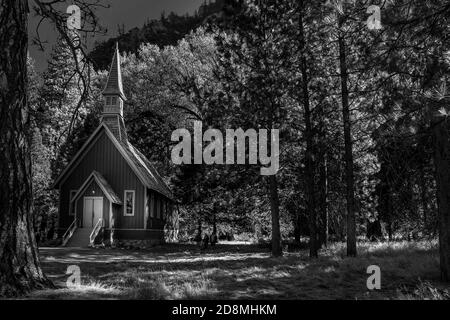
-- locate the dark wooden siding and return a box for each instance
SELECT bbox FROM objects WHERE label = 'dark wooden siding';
[146,189,167,230]
[104,229,164,241]
[59,129,144,230]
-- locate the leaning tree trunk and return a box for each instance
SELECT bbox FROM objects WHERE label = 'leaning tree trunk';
[432,118,450,282]
[0,0,51,296]
[338,31,357,257]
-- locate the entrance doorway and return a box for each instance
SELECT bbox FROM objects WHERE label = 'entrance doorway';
[83,197,103,228]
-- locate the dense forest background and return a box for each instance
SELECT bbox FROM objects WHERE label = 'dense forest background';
[29,0,450,261]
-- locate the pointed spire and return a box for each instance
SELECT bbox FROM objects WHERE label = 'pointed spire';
[102,42,127,101]
[101,43,128,142]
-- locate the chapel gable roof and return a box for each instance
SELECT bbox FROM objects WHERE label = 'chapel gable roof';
[53,123,173,201]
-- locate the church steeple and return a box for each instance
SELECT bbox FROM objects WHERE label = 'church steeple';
[101,43,127,142]
[102,42,127,102]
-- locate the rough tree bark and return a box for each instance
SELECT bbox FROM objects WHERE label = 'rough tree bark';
[0,0,52,296]
[338,29,357,257]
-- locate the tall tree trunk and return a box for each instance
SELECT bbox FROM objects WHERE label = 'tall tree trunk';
[380,165,394,241]
[318,152,329,248]
[0,0,51,296]
[268,175,282,256]
[338,31,357,257]
[212,205,217,237]
[174,204,180,241]
[299,2,318,258]
[293,212,301,243]
[406,175,417,240]
[386,209,393,242]
[419,167,428,231]
[316,100,328,248]
[432,118,450,281]
[195,217,202,242]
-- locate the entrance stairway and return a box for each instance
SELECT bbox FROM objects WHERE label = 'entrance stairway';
[65,228,93,247]
[61,218,104,248]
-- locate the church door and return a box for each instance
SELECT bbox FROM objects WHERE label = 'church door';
[83,197,103,228]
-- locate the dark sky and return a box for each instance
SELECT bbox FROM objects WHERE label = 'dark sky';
[29,0,205,72]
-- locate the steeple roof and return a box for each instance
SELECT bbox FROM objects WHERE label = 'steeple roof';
[102,42,127,101]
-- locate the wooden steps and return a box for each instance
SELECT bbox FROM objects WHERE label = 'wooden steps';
[65,228,93,247]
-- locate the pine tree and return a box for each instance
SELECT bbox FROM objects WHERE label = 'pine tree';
[39,35,88,176]
[0,0,51,296]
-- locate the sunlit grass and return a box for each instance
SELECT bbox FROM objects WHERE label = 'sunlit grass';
[29,281,121,299]
[29,241,449,300]
[396,280,450,300]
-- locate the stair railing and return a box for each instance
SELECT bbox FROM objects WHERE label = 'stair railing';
[89,218,103,247]
[62,219,78,247]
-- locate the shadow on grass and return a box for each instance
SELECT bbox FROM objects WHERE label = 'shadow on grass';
[30,241,446,300]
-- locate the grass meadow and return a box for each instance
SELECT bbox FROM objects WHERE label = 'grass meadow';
[28,241,450,300]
